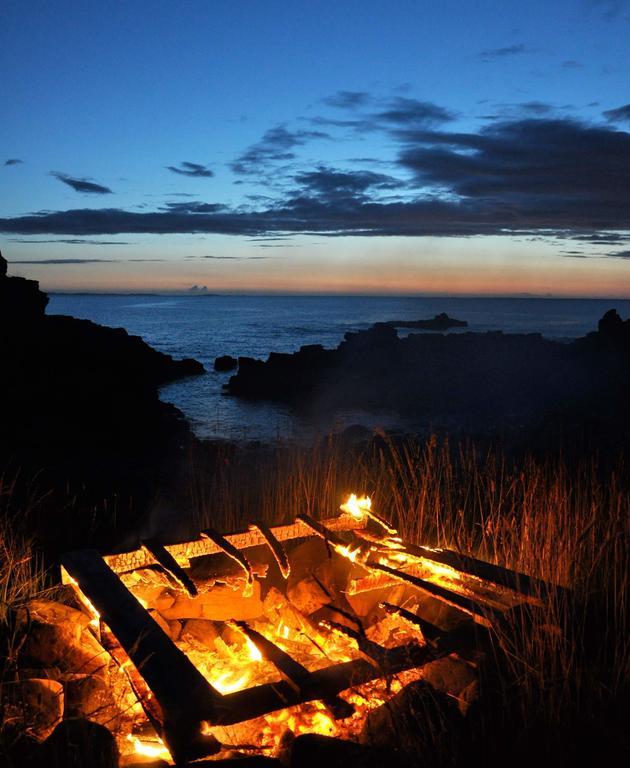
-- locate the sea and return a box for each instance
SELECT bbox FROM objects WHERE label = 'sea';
[46,295,630,442]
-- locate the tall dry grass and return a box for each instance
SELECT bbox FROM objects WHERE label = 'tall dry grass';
[190,434,629,760]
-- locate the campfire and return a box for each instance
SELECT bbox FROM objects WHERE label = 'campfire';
[60,495,549,765]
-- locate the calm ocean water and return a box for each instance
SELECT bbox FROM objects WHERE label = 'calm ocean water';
[47,295,630,441]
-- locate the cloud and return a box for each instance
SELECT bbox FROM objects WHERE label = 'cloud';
[375,97,455,126]
[9,257,162,264]
[161,201,227,213]
[231,126,331,175]
[166,161,214,178]
[2,118,629,242]
[607,249,630,258]
[398,119,630,206]
[588,0,630,21]
[4,159,23,166]
[478,44,533,61]
[310,96,454,134]
[603,104,630,123]
[186,254,273,260]
[9,258,113,265]
[51,172,112,194]
[322,90,371,109]
[293,167,406,201]
[9,238,130,245]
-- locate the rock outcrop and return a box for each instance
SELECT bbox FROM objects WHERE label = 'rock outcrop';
[0,252,204,552]
[227,312,630,445]
[382,312,468,330]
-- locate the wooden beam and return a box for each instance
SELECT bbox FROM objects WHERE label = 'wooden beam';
[104,514,366,574]
[61,550,221,764]
[212,642,437,726]
[402,543,562,602]
[367,561,501,626]
[141,540,198,596]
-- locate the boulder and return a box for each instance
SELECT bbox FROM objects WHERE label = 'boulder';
[214,355,238,372]
[21,600,110,678]
[37,719,118,768]
[61,673,120,727]
[1,678,64,741]
[180,619,220,649]
[286,539,353,616]
[285,733,397,768]
[360,679,463,765]
[421,655,478,714]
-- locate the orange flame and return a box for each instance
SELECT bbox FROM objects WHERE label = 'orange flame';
[340,493,372,519]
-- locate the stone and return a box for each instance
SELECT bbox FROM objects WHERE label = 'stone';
[21,600,110,678]
[360,679,463,765]
[286,539,353,616]
[286,733,396,768]
[38,719,118,768]
[1,678,64,741]
[147,609,171,636]
[214,355,238,372]
[61,673,120,727]
[421,655,478,698]
[180,619,220,649]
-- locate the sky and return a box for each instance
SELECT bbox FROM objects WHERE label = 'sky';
[1,0,629,295]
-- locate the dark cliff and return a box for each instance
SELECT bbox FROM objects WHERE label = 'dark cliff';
[0,252,204,551]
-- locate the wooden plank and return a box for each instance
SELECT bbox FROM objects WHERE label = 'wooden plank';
[104,514,366,574]
[379,601,443,643]
[61,551,221,764]
[200,527,255,588]
[402,543,562,602]
[212,641,437,726]
[367,561,502,626]
[249,522,290,579]
[230,621,354,720]
[141,540,198,596]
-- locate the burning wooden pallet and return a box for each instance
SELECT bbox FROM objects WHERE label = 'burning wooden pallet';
[61,495,558,765]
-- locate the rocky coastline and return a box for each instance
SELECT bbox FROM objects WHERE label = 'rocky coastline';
[0,252,205,552]
[227,312,630,445]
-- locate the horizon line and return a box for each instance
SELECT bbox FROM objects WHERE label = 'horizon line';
[46,290,630,301]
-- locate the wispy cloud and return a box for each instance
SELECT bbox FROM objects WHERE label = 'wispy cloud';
[478,44,533,62]
[166,161,214,178]
[186,254,274,260]
[231,126,331,175]
[9,257,163,264]
[51,172,113,194]
[9,258,113,265]
[603,103,630,123]
[322,90,371,109]
[9,238,130,245]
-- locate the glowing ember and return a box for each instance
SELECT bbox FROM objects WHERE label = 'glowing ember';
[128,734,171,760]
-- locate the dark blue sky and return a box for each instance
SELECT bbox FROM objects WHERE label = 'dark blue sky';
[1,0,629,294]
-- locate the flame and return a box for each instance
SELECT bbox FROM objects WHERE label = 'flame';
[334,543,362,563]
[128,734,171,760]
[212,670,252,694]
[340,493,372,519]
[246,635,263,662]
